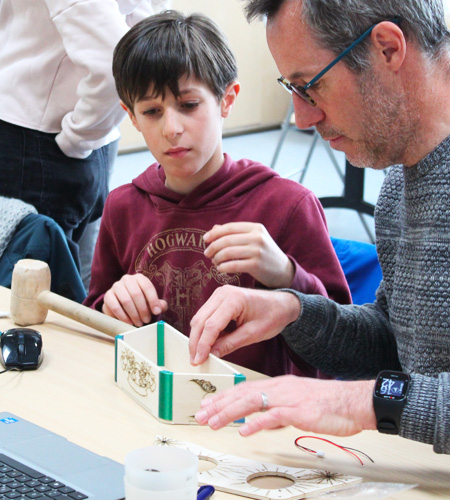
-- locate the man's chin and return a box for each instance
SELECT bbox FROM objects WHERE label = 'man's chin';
[345,151,391,170]
[342,151,369,169]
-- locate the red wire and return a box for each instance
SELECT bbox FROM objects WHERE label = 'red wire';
[295,436,365,466]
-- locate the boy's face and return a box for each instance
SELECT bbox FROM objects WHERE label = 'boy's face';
[126,76,239,195]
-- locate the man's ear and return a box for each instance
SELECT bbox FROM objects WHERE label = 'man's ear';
[221,81,240,118]
[121,101,141,132]
[371,21,406,72]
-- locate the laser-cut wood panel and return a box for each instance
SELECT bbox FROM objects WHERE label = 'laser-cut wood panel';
[115,321,246,424]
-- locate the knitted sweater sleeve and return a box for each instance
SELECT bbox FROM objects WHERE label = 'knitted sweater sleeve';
[280,284,401,379]
[400,373,450,454]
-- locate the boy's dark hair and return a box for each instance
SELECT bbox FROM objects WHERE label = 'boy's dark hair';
[113,10,238,110]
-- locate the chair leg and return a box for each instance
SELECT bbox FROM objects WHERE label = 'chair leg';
[324,141,345,182]
[299,133,319,183]
[271,102,375,244]
[270,101,294,169]
[299,131,345,185]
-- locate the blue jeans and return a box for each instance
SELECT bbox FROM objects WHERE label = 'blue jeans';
[0,119,110,260]
[78,139,119,291]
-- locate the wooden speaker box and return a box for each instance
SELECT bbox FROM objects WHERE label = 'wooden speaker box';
[115,321,246,424]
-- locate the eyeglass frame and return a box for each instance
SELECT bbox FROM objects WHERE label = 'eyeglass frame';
[277,17,401,106]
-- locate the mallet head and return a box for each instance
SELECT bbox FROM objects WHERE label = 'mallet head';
[10,259,51,326]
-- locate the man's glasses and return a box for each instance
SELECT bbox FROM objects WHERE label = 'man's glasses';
[278,18,401,107]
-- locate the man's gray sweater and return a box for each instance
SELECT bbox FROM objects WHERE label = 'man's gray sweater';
[282,134,450,453]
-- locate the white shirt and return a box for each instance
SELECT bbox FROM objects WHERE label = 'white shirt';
[0,0,168,158]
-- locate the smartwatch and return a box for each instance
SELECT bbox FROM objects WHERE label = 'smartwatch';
[373,370,411,435]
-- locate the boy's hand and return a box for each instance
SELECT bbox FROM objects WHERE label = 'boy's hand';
[203,222,294,288]
[102,274,168,327]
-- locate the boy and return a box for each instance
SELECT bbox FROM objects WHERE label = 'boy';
[84,10,351,376]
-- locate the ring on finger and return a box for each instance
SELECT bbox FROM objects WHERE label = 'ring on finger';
[260,392,269,412]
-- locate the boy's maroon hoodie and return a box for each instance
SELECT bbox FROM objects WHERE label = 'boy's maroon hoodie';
[85,154,350,376]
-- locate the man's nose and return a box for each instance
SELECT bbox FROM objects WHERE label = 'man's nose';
[292,94,325,130]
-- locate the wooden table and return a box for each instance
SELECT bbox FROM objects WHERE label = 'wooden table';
[1,286,449,499]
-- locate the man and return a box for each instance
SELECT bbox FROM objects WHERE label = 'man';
[189,0,450,454]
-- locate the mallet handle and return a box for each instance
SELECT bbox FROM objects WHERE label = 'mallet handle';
[38,290,135,337]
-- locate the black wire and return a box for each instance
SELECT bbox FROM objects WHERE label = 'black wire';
[0,367,20,374]
[295,436,375,464]
[342,446,375,463]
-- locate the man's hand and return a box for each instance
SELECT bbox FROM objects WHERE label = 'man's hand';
[204,222,295,288]
[195,376,377,437]
[102,274,168,326]
[189,285,301,365]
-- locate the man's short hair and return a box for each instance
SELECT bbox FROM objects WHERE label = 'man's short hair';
[113,10,238,110]
[244,0,450,71]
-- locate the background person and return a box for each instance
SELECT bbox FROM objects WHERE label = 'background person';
[191,0,450,454]
[0,0,168,294]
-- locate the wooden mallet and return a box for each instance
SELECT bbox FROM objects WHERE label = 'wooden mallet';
[10,259,134,337]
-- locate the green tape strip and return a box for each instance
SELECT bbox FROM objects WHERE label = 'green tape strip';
[157,321,165,366]
[159,370,173,421]
[114,335,124,383]
[234,373,246,423]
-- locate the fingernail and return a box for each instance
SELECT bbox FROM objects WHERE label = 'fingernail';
[239,425,250,436]
[153,306,161,315]
[208,415,219,428]
[195,410,207,423]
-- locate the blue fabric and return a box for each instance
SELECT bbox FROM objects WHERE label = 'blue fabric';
[331,237,382,305]
[0,214,87,303]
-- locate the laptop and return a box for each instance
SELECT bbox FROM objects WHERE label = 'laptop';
[0,412,125,499]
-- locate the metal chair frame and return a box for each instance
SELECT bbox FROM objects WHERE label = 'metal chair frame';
[271,101,375,243]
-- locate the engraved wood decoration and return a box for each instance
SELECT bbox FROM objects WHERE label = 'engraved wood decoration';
[153,436,362,500]
[115,321,246,424]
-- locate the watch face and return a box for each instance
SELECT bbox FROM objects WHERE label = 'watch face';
[374,371,410,401]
